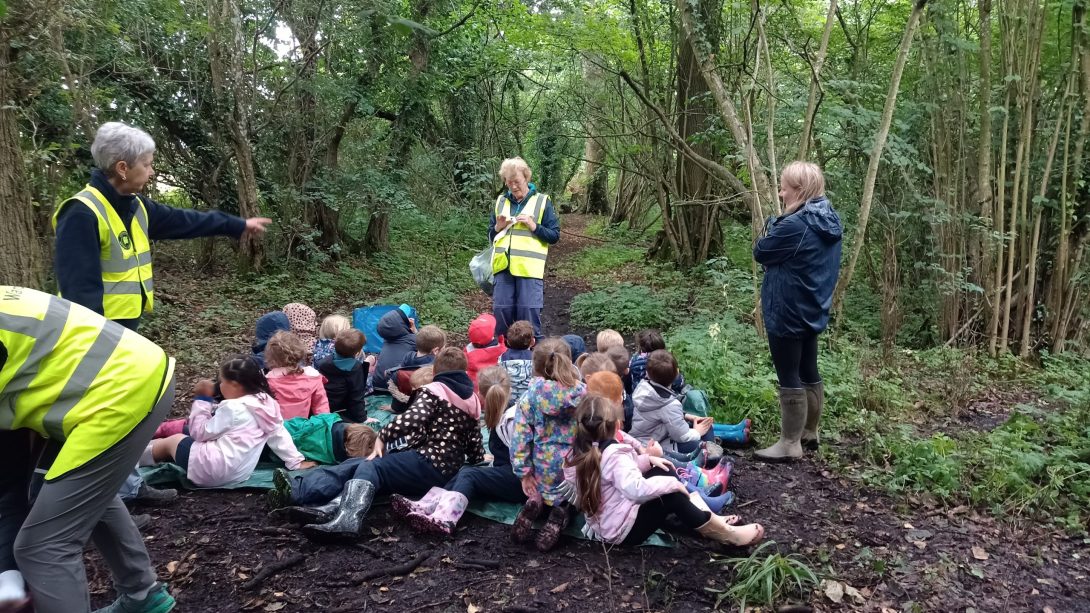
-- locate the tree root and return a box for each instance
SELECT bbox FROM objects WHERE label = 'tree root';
[241,553,306,590]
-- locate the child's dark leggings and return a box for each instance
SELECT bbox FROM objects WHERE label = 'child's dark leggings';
[767,333,821,388]
[620,467,710,546]
[445,464,526,503]
[621,492,710,546]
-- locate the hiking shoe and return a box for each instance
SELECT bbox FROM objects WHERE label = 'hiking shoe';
[267,469,294,511]
[511,498,543,544]
[535,504,571,552]
[131,513,152,531]
[131,483,178,507]
[93,582,175,613]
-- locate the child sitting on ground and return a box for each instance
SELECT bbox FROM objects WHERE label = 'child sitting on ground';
[284,302,319,360]
[142,356,316,487]
[511,338,587,551]
[252,311,290,369]
[563,334,587,364]
[628,329,685,394]
[265,331,331,421]
[270,347,484,539]
[603,345,635,430]
[313,314,349,368]
[283,413,378,465]
[371,306,417,394]
[629,350,712,453]
[394,366,526,535]
[401,325,446,369]
[579,352,615,380]
[563,395,764,547]
[465,313,507,385]
[317,329,371,422]
[500,320,535,403]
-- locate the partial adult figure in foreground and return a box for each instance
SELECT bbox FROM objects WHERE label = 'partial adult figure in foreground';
[753,162,843,461]
[53,121,271,331]
[489,157,560,341]
[0,287,177,613]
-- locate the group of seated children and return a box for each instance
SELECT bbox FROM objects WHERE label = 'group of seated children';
[142,300,762,549]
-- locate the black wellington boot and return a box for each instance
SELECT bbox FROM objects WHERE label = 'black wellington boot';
[282,496,342,525]
[302,480,376,541]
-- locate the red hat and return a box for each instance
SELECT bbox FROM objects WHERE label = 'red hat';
[469,313,497,346]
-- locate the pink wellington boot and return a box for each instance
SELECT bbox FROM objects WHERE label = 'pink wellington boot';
[409,490,469,536]
[153,418,186,439]
[390,487,448,519]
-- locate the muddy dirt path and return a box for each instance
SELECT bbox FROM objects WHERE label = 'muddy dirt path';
[86,217,1089,612]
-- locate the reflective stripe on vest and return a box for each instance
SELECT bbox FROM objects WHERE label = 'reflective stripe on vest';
[0,286,173,479]
[52,186,155,319]
[491,193,549,279]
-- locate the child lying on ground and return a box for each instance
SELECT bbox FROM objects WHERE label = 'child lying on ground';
[317,328,370,422]
[283,413,377,465]
[393,366,526,535]
[266,331,330,421]
[142,356,316,487]
[563,395,764,547]
[269,347,483,539]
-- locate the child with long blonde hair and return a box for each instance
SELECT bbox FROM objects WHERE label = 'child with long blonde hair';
[510,338,586,551]
[563,395,764,547]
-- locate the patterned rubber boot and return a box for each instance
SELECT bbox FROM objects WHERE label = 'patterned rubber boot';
[535,504,572,552]
[411,491,469,536]
[391,487,447,519]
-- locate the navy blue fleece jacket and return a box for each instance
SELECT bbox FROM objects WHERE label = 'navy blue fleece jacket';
[54,168,247,329]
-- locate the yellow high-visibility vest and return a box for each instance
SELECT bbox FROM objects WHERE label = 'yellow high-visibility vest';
[0,286,173,480]
[52,186,155,320]
[491,192,549,279]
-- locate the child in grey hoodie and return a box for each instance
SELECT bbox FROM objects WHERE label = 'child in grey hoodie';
[628,350,711,453]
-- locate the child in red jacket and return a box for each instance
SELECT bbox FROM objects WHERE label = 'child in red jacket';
[464,313,507,386]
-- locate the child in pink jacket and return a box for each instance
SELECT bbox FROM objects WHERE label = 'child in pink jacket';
[563,394,764,547]
[265,331,331,421]
[143,356,316,487]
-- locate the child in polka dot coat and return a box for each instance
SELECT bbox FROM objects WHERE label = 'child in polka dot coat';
[276,347,484,535]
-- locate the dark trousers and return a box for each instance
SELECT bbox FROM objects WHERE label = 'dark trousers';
[620,468,710,546]
[445,465,526,503]
[493,271,544,341]
[767,334,821,389]
[292,450,446,505]
[675,428,716,455]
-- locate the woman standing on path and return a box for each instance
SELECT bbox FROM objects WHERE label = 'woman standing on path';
[753,162,843,461]
[489,157,561,341]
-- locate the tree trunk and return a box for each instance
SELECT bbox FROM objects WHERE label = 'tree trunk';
[832,0,929,315]
[798,0,838,160]
[208,0,265,272]
[565,56,609,215]
[0,17,45,288]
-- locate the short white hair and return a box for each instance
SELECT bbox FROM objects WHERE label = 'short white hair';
[498,157,532,182]
[91,122,156,175]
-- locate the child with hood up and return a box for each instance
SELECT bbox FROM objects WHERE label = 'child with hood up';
[370,306,417,394]
[284,302,318,358]
[252,311,291,369]
[465,313,507,385]
[270,347,484,539]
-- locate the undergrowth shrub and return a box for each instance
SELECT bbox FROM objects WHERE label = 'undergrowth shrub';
[569,283,681,333]
[709,542,819,610]
[567,245,644,279]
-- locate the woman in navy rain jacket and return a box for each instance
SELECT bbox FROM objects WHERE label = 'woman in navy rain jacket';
[753,162,842,461]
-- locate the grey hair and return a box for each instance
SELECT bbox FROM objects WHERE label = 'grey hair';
[91,122,156,175]
[498,157,532,181]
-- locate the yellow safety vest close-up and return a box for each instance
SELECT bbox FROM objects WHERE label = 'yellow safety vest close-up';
[52,186,155,320]
[491,192,550,279]
[0,286,173,480]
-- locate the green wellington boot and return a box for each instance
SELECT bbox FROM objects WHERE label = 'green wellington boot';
[754,387,807,462]
[801,381,824,451]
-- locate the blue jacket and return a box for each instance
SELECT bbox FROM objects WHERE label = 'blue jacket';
[487,183,560,245]
[370,309,417,393]
[754,196,843,338]
[55,169,247,329]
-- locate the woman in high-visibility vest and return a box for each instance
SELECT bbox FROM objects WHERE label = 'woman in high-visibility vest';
[0,287,177,613]
[489,158,561,341]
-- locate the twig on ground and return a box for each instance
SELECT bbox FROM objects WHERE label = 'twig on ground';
[350,552,431,585]
[216,513,253,523]
[454,558,503,571]
[241,552,305,590]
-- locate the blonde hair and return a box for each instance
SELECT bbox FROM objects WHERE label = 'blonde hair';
[499,157,532,182]
[533,337,580,388]
[478,366,512,431]
[265,331,307,373]
[579,353,614,380]
[416,325,447,354]
[410,365,434,388]
[596,329,624,352]
[780,161,826,204]
[343,424,378,458]
[319,315,351,340]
